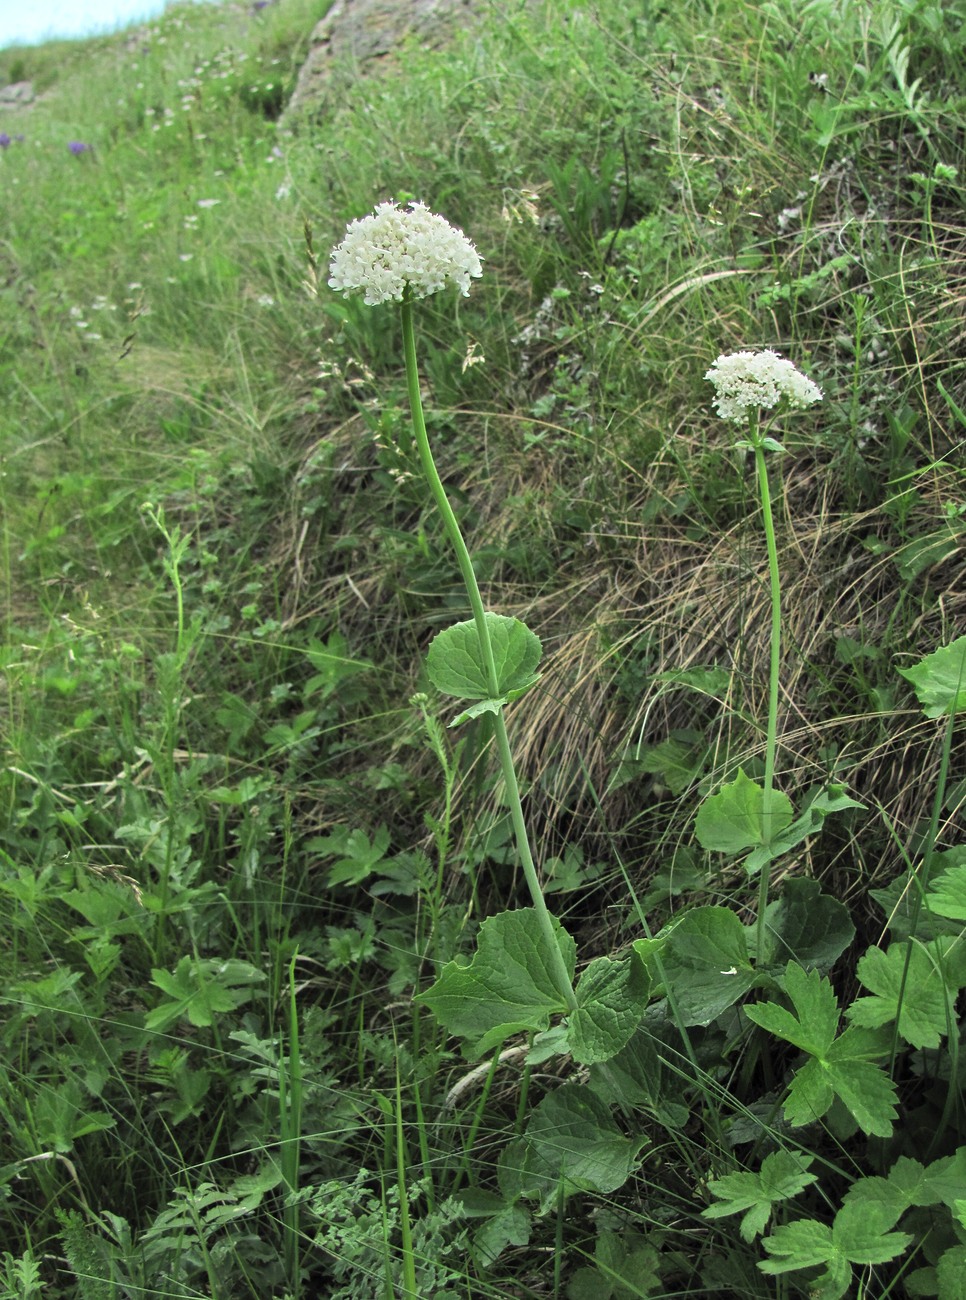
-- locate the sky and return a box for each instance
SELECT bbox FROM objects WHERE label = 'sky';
[0,0,219,49]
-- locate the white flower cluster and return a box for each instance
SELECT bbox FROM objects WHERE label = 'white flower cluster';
[328,200,482,306]
[705,349,823,423]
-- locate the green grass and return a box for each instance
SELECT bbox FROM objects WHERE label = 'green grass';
[1,0,965,1295]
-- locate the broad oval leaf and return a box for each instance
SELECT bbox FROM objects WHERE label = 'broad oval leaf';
[644,906,761,1026]
[501,1084,645,1212]
[760,878,855,971]
[568,953,651,1064]
[427,614,542,702]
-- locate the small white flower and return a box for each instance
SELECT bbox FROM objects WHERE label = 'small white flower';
[705,349,823,424]
[197,198,220,208]
[329,200,482,306]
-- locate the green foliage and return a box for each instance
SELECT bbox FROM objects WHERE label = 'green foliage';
[696,772,864,874]
[900,635,966,717]
[703,1149,819,1242]
[307,824,393,888]
[567,1227,662,1299]
[745,963,899,1136]
[759,878,857,970]
[847,938,962,1049]
[568,953,651,1064]
[146,956,267,1032]
[759,1205,912,1300]
[501,1086,646,1214]
[929,864,966,921]
[0,0,964,1293]
[309,1168,467,1299]
[426,614,543,723]
[0,1251,43,1300]
[415,909,576,1057]
[636,906,761,1026]
[695,769,794,855]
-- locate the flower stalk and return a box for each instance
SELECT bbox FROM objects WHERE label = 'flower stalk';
[330,200,576,1011]
[401,297,577,1011]
[749,413,784,958]
[705,349,822,957]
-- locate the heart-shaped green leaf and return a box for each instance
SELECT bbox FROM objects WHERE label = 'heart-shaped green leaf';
[695,769,794,855]
[427,614,542,702]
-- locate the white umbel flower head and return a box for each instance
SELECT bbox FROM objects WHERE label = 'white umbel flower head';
[705,349,823,423]
[329,200,482,306]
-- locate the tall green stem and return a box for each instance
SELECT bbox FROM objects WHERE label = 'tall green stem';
[400,298,577,1010]
[750,415,783,961]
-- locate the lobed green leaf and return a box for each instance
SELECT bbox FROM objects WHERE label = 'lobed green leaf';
[415,908,576,1058]
[567,952,651,1064]
[847,939,956,1049]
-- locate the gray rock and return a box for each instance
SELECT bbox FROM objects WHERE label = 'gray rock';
[0,81,34,105]
[283,0,482,125]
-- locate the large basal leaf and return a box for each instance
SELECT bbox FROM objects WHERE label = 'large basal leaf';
[426,614,542,701]
[499,1084,645,1215]
[415,908,576,1058]
[567,953,651,1064]
[586,1010,689,1129]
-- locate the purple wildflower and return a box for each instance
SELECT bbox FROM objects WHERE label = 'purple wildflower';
[0,133,11,149]
[68,140,91,156]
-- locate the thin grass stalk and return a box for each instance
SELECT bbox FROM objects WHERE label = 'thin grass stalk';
[408,1050,436,1213]
[449,1048,502,1197]
[394,1064,419,1299]
[513,1036,533,1138]
[552,1179,566,1300]
[141,504,191,963]
[280,953,303,1297]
